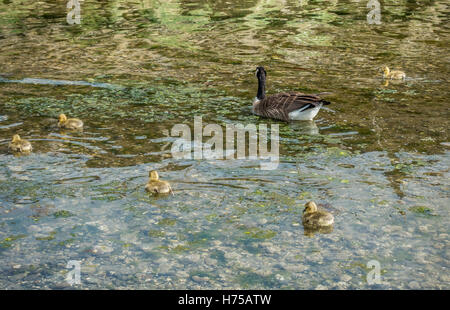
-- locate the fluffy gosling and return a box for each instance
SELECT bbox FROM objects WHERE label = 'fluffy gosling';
[58,113,83,130]
[382,66,406,80]
[8,134,32,153]
[145,171,173,195]
[302,201,334,228]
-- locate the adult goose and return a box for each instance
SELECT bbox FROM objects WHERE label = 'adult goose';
[252,66,331,121]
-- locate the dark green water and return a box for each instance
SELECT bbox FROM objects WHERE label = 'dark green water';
[0,0,449,289]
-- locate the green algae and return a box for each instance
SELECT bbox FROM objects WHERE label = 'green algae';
[409,206,435,217]
[53,210,75,218]
[157,218,177,226]
[243,228,277,240]
[148,229,165,237]
[36,231,57,241]
[1,234,27,248]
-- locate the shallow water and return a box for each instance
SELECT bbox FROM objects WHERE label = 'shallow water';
[0,0,449,289]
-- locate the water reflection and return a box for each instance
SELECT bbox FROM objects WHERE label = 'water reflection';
[289,121,319,135]
[303,225,334,237]
[0,0,448,290]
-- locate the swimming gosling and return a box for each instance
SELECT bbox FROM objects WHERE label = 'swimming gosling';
[382,66,406,80]
[8,134,32,153]
[145,171,173,195]
[58,113,83,130]
[302,201,334,228]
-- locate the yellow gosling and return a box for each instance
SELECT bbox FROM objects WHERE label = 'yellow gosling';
[145,171,173,195]
[302,201,334,228]
[58,113,83,130]
[8,134,32,153]
[382,66,406,80]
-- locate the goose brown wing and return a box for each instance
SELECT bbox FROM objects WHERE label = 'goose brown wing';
[256,92,299,120]
[257,92,328,121]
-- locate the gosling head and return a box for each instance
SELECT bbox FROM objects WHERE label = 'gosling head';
[304,201,318,214]
[382,66,390,75]
[255,66,267,79]
[12,134,21,143]
[149,170,159,181]
[58,114,67,123]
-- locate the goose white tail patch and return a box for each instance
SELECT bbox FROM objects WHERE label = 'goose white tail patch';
[288,105,322,121]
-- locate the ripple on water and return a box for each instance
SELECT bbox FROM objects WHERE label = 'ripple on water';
[0,0,449,289]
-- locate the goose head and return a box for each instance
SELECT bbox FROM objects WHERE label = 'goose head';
[303,201,318,214]
[58,113,67,123]
[255,66,267,79]
[149,170,159,181]
[11,134,21,143]
[382,66,390,76]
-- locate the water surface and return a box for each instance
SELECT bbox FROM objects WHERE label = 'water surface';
[0,0,449,289]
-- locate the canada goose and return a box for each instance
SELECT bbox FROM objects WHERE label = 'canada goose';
[252,66,331,121]
[8,134,32,153]
[145,171,173,195]
[382,66,406,80]
[58,114,83,130]
[302,201,334,228]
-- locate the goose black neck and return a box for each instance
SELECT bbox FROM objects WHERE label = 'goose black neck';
[257,74,266,100]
